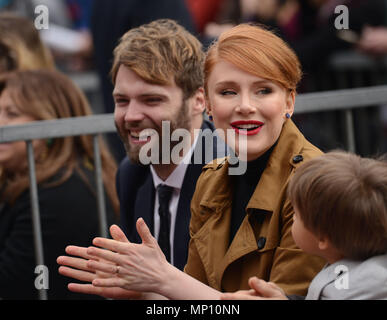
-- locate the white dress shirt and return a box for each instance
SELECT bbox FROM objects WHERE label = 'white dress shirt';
[150,133,199,266]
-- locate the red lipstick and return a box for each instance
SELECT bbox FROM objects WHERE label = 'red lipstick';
[230,120,264,136]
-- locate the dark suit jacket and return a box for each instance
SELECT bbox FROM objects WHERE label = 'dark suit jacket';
[116,120,226,270]
[0,166,117,300]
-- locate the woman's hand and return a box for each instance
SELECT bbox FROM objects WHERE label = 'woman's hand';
[220,277,288,300]
[86,218,172,294]
[57,224,143,299]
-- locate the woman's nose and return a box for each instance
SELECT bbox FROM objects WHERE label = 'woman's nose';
[237,93,255,115]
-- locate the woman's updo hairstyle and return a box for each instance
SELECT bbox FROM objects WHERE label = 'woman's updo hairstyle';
[204,23,302,95]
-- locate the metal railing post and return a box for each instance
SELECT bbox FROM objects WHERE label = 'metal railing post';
[26,140,48,300]
[344,109,356,153]
[93,135,108,238]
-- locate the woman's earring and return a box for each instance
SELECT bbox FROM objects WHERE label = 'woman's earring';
[285,113,291,119]
[209,115,213,121]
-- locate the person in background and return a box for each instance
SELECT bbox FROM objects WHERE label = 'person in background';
[57,23,325,299]
[0,12,55,72]
[0,70,119,299]
[0,0,34,17]
[221,151,387,300]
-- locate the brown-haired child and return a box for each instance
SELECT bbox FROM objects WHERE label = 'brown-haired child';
[221,151,387,300]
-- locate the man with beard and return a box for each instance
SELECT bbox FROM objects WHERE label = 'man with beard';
[105,19,225,270]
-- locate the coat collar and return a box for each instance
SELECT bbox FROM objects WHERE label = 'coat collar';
[246,119,305,212]
[200,119,306,213]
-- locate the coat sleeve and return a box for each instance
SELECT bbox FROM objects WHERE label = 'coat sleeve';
[268,198,325,296]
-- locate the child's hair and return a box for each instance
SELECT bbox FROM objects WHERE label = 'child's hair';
[288,151,387,260]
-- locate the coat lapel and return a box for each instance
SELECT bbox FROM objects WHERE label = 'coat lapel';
[306,263,338,299]
[174,119,228,271]
[246,120,304,212]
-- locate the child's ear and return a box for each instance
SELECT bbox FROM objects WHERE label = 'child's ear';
[318,237,330,251]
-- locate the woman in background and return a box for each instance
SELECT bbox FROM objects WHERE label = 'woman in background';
[0,70,118,299]
[0,12,54,72]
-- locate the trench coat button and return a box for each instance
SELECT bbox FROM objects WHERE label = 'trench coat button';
[257,237,266,250]
[292,155,303,164]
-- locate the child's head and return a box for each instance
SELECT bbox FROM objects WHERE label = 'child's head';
[288,151,387,261]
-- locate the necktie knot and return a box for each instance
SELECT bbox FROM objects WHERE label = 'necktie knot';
[157,184,173,206]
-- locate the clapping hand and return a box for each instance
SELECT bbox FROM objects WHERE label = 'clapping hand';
[85,218,171,294]
[57,224,142,299]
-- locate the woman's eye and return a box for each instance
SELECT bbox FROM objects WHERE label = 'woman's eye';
[257,88,272,95]
[220,90,236,96]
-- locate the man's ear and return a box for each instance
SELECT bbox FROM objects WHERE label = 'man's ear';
[190,87,206,116]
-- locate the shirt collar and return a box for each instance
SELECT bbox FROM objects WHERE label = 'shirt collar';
[150,132,199,190]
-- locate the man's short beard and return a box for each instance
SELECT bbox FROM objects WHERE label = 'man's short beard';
[115,99,192,165]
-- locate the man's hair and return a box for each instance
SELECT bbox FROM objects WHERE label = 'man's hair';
[111,19,204,100]
[288,151,387,260]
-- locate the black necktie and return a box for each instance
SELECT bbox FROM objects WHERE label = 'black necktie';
[157,184,173,262]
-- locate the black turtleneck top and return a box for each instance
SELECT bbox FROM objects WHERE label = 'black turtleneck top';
[229,144,275,244]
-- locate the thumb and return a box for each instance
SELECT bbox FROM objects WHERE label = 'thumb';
[109,224,129,243]
[136,218,156,246]
[248,277,281,298]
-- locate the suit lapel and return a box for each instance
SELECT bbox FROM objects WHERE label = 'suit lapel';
[174,162,203,270]
[133,173,155,242]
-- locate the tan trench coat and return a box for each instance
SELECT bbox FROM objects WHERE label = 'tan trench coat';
[184,120,326,296]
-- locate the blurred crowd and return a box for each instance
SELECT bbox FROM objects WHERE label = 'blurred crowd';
[2,1,386,81]
[0,0,386,300]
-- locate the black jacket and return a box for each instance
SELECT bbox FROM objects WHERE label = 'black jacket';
[0,166,117,300]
